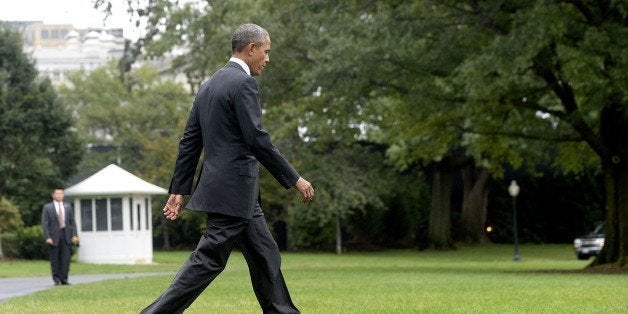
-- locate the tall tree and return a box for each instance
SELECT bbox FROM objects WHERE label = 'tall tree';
[453,0,628,266]
[95,0,398,252]
[60,62,191,177]
[96,1,625,258]
[0,24,83,225]
[60,62,192,248]
[261,1,523,248]
[286,144,392,254]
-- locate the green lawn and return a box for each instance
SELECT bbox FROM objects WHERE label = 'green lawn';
[0,244,626,313]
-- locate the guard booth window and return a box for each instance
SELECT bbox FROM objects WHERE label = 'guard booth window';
[81,199,93,232]
[129,197,134,230]
[145,198,150,230]
[111,198,123,231]
[80,197,140,232]
[96,199,108,231]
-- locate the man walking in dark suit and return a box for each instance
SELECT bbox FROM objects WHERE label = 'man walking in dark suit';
[141,23,314,314]
[41,187,78,286]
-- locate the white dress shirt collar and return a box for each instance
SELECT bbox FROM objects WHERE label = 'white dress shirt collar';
[229,57,250,76]
[56,201,65,213]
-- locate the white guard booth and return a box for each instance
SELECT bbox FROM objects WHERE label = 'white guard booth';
[64,164,167,264]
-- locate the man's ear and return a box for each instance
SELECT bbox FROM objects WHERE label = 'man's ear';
[247,43,256,55]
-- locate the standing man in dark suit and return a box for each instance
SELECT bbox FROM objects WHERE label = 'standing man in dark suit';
[41,187,78,286]
[141,23,313,314]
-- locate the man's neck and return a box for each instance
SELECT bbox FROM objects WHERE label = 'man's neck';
[229,56,250,75]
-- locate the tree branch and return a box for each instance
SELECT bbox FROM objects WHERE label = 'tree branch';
[531,43,609,158]
[457,126,581,143]
[511,99,567,119]
[368,79,409,94]
[562,0,599,25]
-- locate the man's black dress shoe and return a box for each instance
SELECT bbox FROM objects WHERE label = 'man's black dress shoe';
[61,281,71,285]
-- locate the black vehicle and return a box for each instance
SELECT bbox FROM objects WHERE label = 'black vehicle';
[573,223,604,260]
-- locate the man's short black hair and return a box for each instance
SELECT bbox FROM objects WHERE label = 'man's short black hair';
[231,23,269,53]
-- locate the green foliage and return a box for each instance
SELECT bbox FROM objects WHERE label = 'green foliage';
[93,1,433,250]
[60,62,192,248]
[288,205,336,251]
[457,0,627,167]
[0,197,22,232]
[0,24,83,226]
[554,142,600,174]
[286,145,389,250]
[94,1,627,254]
[450,0,628,265]
[0,196,22,258]
[0,232,19,258]
[153,209,206,250]
[16,226,48,260]
[285,144,429,251]
[2,226,49,260]
[60,63,191,179]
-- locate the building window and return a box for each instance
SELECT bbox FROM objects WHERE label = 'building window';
[25,31,34,45]
[129,197,134,230]
[60,29,68,38]
[145,198,150,230]
[96,198,108,231]
[136,203,142,230]
[41,30,49,39]
[111,198,123,231]
[51,30,59,39]
[81,199,93,232]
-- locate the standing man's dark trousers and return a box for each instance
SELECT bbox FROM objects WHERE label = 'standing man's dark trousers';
[50,229,71,285]
[141,207,299,314]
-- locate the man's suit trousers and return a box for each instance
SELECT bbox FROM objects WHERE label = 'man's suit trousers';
[49,228,71,284]
[141,209,299,314]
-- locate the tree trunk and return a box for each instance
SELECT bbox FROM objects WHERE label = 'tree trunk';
[428,163,454,249]
[591,104,628,267]
[593,162,628,267]
[335,213,342,255]
[460,166,491,243]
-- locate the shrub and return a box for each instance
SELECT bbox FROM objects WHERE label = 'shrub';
[1,232,20,258]
[17,226,49,260]
[288,207,335,251]
[0,197,23,232]
[3,225,78,260]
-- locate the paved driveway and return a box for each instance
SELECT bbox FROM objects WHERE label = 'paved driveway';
[0,273,170,303]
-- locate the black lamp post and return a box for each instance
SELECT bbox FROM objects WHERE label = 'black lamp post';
[508,180,521,262]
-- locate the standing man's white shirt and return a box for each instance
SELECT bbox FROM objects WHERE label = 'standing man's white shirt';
[56,201,65,228]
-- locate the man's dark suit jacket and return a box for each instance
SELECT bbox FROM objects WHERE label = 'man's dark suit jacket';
[41,201,78,246]
[169,61,300,218]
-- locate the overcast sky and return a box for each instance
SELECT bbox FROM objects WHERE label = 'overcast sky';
[0,0,141,39]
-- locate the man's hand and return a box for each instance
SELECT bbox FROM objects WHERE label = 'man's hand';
[45,238,53,246]
[164,194,184,220]
[295,177,314,204]
[71,236,79,245]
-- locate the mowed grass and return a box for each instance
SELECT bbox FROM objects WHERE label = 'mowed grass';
[0,244,626,313]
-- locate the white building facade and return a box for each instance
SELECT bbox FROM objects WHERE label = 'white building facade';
[20,22,126,86]
[6,21,190,90]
